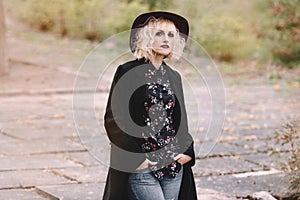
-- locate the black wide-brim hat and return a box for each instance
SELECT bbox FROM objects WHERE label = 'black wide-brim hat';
[130,11,189,52]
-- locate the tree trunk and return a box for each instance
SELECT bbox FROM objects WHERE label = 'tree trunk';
[0,0,8,76]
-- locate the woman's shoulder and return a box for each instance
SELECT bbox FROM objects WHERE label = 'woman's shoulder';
[164,63,182,81]
[115,59,146,76]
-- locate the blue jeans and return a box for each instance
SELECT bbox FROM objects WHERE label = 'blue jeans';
[128,167,183,200]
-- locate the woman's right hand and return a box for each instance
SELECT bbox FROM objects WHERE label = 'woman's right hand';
[136,159,157,170]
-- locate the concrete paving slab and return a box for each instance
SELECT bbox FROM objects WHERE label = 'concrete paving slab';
[197,188,239,200]
[233,120,281,131]
[75,136,111,167]
[36,183,105,200]
[64,152,102,167]
[229,139,270,153]
[0,138,85,156]
[239,152,289,170]
[0,170,70,188]
[0,189,48,200]
[0,103,72,124]
[232,128,276,138]
[1,126,77,140]
[0,132,18,143]
[0,154,81,171]
[193,156,261,176]
[0,105,52,120]
[195,172,290,197]
[3,117,74,128]
[53,166,107,183]
[2,112,39,121]
[195,141,249,158]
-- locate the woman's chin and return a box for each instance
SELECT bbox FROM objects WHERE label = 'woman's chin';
[154,50,171,57]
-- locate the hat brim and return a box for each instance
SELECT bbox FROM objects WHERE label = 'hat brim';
[130,11,189,52]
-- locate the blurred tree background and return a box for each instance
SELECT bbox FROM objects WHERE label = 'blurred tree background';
[3,0,300,68]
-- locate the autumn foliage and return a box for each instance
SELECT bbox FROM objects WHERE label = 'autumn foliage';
[269,0,300,68]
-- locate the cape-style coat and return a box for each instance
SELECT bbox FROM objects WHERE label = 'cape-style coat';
[102,58,197,200]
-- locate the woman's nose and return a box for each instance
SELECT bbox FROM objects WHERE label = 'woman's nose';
[163,34,169,42]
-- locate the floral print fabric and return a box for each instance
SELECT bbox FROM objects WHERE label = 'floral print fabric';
[141,64,182,180]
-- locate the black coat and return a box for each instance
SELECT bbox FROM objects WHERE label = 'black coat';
[102,59,197,200]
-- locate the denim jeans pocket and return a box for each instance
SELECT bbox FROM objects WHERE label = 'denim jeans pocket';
[129,169,157,185]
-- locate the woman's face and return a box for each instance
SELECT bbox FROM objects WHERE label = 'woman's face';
[151,22,177,57]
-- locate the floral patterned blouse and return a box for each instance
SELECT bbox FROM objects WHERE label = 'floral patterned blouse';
[141,64,182,180]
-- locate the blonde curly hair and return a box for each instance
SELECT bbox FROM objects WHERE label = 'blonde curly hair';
[133,17,186,60]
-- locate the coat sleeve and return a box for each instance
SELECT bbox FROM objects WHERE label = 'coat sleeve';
[173,71,196,167]
[174,71,198,200]
[104,65,145,153]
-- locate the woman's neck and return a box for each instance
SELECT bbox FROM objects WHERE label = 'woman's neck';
[150,54,164,70]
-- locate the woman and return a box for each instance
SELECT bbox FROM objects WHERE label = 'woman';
[103,11,197,200]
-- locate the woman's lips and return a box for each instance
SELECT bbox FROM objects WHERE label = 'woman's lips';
[160,45,169,49]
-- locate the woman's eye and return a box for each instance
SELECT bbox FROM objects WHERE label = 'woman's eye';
[168,32,174,37]
[155,31,163,36]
